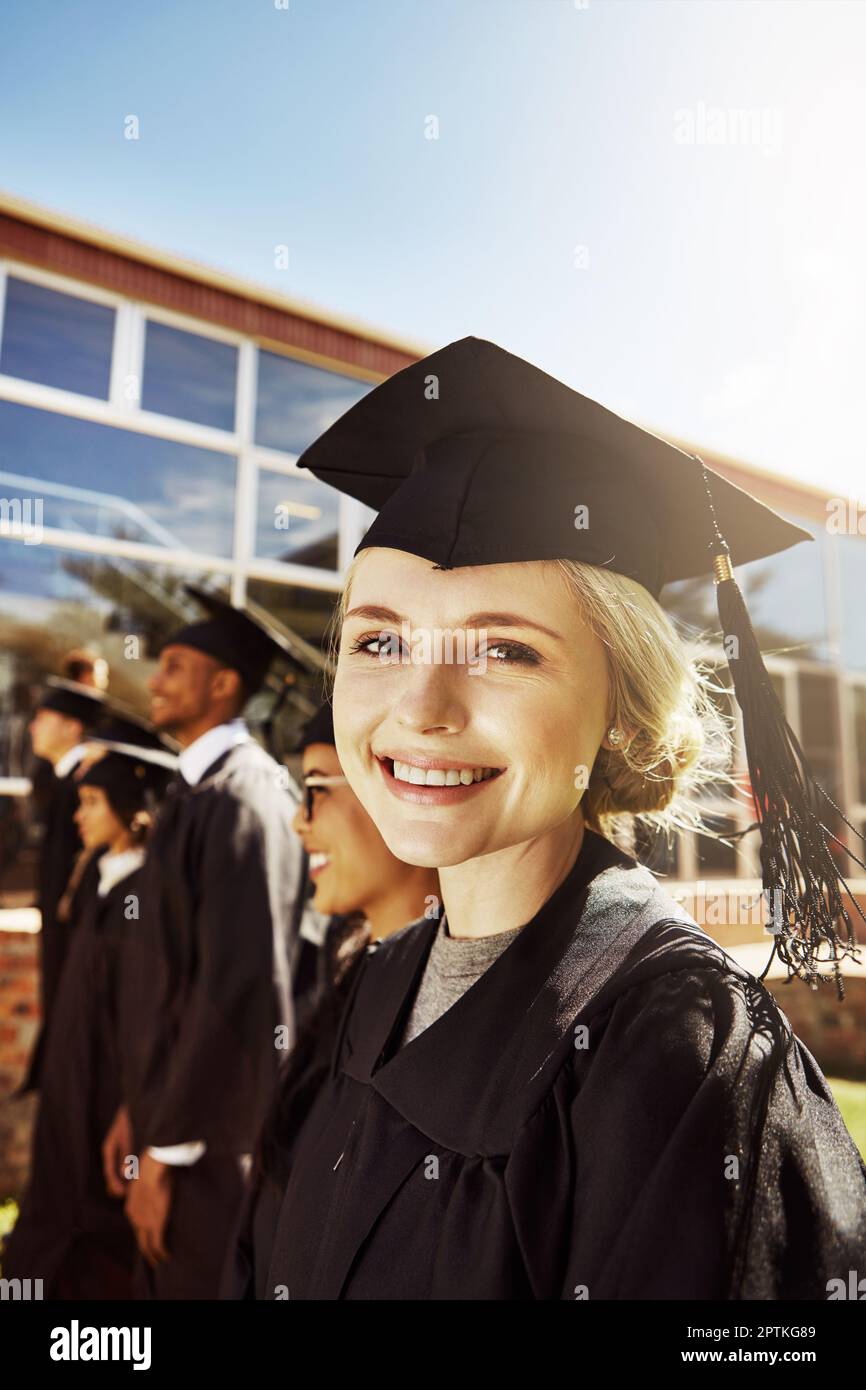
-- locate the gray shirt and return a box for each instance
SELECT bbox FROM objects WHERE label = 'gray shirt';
[398,914,523,1048]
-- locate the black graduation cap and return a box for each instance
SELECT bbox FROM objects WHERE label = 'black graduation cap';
[85,708,179,766]
[37,677,108,727]
[294,700,335,753]
[296,335,864,995]
[295,335,810,596]
[162,585,299,694]
[79,711,177,817]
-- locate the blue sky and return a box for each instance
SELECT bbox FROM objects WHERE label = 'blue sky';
[2,0,865,495]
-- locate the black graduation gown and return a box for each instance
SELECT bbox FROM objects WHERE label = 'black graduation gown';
[121,739,306,1299]
[19,766,84,1093]
[3,859,139,1297]
[265,828,866,1300]
[220,914,367,1300]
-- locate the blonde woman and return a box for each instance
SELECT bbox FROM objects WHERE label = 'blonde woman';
[263,337,866,1301]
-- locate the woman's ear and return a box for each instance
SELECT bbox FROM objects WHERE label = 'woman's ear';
[601,723,632,752]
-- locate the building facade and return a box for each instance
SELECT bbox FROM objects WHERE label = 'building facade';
[0,190,865,896]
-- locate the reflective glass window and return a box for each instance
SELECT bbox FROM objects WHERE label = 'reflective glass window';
[141,320,237,431]
[741,514,831,663]
[0,400,235,557]
[255,351,369,454]
[255,468,339,569]
[0,275,115,399]
[839,535,866,673]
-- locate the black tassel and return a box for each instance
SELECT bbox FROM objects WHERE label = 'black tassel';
[697,458,865,998]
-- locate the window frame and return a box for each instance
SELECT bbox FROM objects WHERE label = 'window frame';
[0,259,375,599]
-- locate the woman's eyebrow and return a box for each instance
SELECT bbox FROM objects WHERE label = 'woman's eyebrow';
[344,604,563,642]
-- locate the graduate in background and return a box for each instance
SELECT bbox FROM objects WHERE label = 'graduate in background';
[2,717,175,1297]
[112,586,308,1300]
[222,699,439,1298]
[264,336,866,1300]
[18,678,108,1095]
[61,648,110,692]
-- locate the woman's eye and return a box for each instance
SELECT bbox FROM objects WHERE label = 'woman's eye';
[485,641,540,665]
[346,633,540,666]
[346,631,405,660]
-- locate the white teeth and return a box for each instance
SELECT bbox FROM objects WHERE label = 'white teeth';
[391,759,500,786]
[309,852,330,870]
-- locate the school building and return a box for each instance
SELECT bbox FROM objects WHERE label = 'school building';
[0,191,865,1195]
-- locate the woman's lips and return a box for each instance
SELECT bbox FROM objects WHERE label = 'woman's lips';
[375,755,505,806]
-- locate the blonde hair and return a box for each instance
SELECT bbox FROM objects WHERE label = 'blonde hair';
[325,551,735,846]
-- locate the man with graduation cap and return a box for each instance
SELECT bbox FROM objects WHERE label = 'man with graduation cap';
[18,677,109,1094]
[261,336,866,1300]
[117,586,308,1300]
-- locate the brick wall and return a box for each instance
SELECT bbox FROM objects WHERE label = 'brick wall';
[764,976,866,1080]
[0,929,38,1198]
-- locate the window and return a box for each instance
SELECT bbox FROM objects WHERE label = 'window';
[695,815,739,875]
[255,468,339,569]
[255,351,369,454]
[838,535,866,674]
[0,400,236,557]
[741,514,831,663]
[851,685,866,806]
[661,574,721,638]
[0,545,230,780]
[0,275,115,399]
[798,669,848,872]
[633,822,679,877]
[245,576,340,755]
[246,576,339,650]
[798,671,842,799]
[141,320,237,431]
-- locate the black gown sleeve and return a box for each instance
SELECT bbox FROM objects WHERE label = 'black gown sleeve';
[142,790,287,1153]
[504,963,866,1300]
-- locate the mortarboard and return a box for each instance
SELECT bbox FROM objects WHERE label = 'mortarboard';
[85,708,179,768]
[79,711,177,817]
[294,700,336,753]
[162,585,301,695]
[294,334,809,594]
[296,335,864,994]
[37,677,108,727]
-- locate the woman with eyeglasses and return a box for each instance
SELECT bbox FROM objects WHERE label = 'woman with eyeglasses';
[221,700,439,1298]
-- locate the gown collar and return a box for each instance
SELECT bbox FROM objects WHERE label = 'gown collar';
[336,828,713,1155]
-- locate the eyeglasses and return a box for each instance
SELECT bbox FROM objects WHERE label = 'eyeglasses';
[302,774,347,821]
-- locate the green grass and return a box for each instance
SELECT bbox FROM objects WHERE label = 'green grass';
[827,1078,866,1160]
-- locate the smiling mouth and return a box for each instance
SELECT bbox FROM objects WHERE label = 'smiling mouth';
[308,851,331,877]
[387,756,502,787]
[374,753,505,799]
